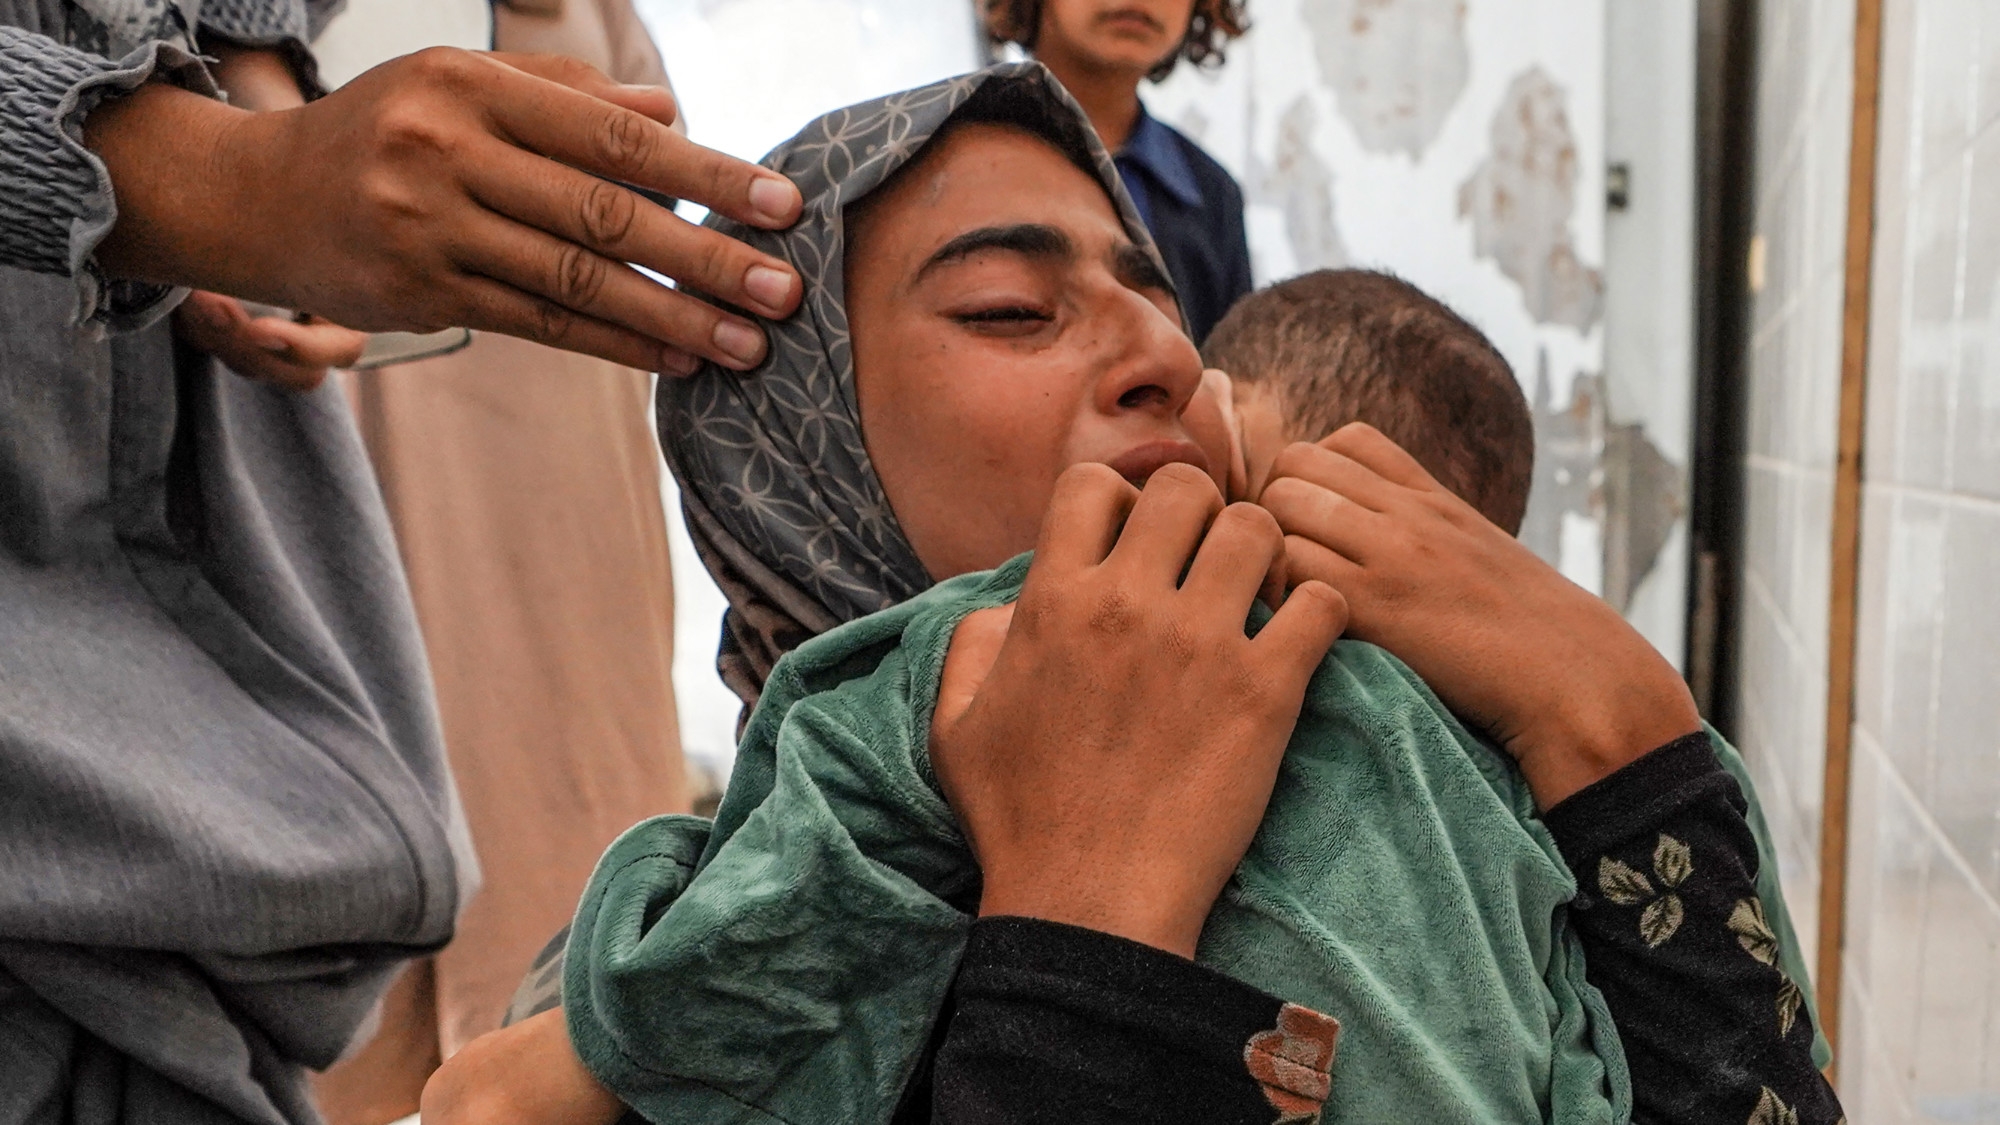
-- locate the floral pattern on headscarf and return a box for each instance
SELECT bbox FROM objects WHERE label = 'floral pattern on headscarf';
[659,61,1173,716]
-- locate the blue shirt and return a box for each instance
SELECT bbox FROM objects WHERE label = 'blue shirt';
[1113,107,1253,342]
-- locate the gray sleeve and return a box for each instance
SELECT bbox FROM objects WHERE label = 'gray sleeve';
[197,0,347,96]
[200,0,307,44]
[0,26,216,328]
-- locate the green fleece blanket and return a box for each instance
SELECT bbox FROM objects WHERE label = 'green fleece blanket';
[567,555,1821,1124]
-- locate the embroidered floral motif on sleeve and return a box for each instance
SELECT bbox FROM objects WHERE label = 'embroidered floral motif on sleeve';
[1747,1085,1799,1125]
[1243,1002,1338,1125]
[1597,833,1693,947]
[1728,895,1807,1036]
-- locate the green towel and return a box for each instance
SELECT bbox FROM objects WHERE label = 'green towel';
[568,554,1819,1123]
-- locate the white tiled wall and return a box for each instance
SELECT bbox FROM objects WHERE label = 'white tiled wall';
[1838,1,2000,1119]
[1735,0,1857,974]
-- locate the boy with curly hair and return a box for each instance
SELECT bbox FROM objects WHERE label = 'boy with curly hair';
[984,0,1253,340]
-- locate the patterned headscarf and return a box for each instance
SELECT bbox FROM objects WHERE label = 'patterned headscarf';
[660,62,1172,715]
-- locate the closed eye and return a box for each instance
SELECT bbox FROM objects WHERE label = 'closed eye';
[955,306,1053,324]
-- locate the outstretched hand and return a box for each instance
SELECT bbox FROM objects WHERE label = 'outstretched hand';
[88,49,804,376]
[1259,422,1701,808]
[930,462,1348,959]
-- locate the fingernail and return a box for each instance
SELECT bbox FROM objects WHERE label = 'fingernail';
[260,339,291,356]
[743,265,794,311]
[659,347,700,377]
[748,176,799,223]
[712,320,765,367]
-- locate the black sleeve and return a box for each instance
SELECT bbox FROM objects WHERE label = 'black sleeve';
[1543,733,1845,1125]
[912,917,1337,1125]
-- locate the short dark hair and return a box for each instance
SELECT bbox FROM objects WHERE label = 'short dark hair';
[982,0,1249,83]
[1203,269,1534,534]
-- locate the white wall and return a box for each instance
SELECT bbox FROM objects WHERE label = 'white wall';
[311,0,491,88]
[1601,1,1698,668]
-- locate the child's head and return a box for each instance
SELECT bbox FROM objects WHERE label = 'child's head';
[983,0,1249,83]
[1202,269,1534,535]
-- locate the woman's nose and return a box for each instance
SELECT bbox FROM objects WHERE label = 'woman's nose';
[1092,288,1205,420]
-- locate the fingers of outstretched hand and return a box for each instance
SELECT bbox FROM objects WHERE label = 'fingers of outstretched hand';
[486,57,802,230]
[453,211,750,370]
[1032,463,1140,573]
[1179,502,1286,623]
[449,273,696,374]
[462,143,800,324]
[464,139,800,318]
[1104,463,1224,583]
[489,51,679,129]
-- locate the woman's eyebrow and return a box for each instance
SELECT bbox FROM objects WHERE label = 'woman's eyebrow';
[1112,242,1175,295]
[916,223,1074,280]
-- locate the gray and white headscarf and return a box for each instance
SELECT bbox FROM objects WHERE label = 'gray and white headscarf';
[660,61,1174,715]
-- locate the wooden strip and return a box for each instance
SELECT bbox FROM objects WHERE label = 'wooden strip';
[1815,0,1886,1077]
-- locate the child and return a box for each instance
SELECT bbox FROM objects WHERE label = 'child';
[1204,267,1534,533]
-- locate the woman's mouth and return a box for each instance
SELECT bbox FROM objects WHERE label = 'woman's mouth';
[1104,440,1212,487]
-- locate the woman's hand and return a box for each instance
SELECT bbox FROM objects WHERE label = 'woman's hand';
[929,462,1348,959]
[173,291,366,391]
[86,49,804,375]
[420,1008,624,1125]
[1259,422,1701,809]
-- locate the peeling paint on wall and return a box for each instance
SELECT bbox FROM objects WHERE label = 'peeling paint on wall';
[1458,67,1605,330]
[1600,418,1684,613]
[1519,356,1684,608]
[1305,0,1470,158]
[1251,95,1348,271]
[1519,356,1604,584]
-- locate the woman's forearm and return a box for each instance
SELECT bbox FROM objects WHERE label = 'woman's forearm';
[924,917,1336,1125]
[1543,735,1843,1125]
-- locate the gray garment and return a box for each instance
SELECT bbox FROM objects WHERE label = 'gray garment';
[0,0,336,325]
[0,3,473,1121]
[0,265,475,1125]
[0,16,207,325]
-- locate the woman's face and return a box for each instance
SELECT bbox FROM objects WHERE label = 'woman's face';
[847,122,1225,580]
[1035,0,1198,75]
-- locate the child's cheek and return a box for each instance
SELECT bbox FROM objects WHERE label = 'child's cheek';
[1183,369,1246,500]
